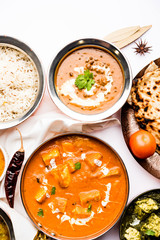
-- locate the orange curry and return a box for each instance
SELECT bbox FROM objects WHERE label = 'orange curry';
[0,149,5,177]
[22,135,128,239]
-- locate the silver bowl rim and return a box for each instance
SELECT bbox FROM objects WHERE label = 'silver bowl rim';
[0,35,45,130]
[48,38,132,122]
[20,132,129,240]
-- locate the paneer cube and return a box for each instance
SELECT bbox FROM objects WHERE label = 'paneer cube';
[79,190,101,204]
[85,152,102,171]
[35,186,47,203]
[58,164,71,188]
[74,137,95,149]
[107,167,121,177]
[55,197,68,213]
[72,205,91,217]
[41,148,60,166]
[99,166,120,179]
[49,197,67,213]
[66,159,76,173]
[62,142,75,152]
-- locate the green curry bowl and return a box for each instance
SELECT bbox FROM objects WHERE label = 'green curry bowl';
[120,189,160,240]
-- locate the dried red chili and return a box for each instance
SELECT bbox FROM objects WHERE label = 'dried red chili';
[4,128,25,208]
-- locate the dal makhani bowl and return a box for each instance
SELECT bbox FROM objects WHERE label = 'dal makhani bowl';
[48,39,132,121]
[21,133,129,239]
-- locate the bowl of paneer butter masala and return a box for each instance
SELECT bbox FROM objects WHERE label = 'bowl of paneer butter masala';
[20,133,129,240]
[48,38,132,121]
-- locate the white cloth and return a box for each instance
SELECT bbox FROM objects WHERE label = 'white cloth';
[0,111,119,240]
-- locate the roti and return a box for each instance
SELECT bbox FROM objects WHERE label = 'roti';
[131,61,160,153]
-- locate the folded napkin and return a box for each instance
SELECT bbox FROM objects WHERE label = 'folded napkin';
[0,111,119,239]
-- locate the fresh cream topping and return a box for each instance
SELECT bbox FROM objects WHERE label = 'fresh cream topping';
[50,159,57,169]
[81,153,86,160]
[58,65,113,107]
[46,193,50,198]
[101,183,111,207]
[42,178,48,184]
[74,67,84,74]
[97,206,103,214]
[61,211,95,226]
[100,165,109,176]
[94,159,102,167]
[83,86,96,96]
[48,203,60,214]
[130,218,140,226]
[42,186,48,191]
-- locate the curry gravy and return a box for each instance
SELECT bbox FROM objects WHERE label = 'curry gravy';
[0,149,5,178]
[55,47,124,114]
[22,135,128,238]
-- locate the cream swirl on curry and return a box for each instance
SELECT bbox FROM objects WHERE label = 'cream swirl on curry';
[55,47,124,114]
[58,65,113,107]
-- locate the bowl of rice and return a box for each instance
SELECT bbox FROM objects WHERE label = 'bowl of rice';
[0,36,45,129]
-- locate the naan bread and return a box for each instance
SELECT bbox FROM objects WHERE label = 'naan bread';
[131,62,160,153]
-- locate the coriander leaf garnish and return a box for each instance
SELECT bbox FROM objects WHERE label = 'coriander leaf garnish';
[75,69,95,91]
[51,186,56,195]
[87,204,92,212]
[75,162,81,170]
[145,229,155,236]
[37,208,44,217]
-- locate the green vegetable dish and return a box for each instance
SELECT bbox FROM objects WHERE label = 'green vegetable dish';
[0,216,10,240]
[120,189,160,240]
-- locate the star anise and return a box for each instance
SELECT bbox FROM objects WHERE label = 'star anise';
[134,39,152,55]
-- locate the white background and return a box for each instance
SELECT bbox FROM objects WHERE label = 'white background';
[0,0,160,239]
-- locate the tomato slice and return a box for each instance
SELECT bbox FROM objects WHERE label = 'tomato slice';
[129,130,156,159]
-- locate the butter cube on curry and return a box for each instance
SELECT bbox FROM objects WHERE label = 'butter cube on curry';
[72,205,91,217]
[85,152,102,171]
[58,164,71,188]
[41,148,60,166]
[35,187,47,203]
[79,190,101,204]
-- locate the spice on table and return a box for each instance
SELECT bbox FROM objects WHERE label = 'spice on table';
[133,39,152,55]
[4,128,25,208]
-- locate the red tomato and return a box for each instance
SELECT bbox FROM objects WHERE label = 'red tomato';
[129,130,156,159]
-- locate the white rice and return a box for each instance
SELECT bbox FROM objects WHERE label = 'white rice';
[0,45,39,122]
